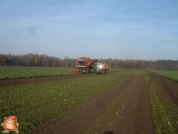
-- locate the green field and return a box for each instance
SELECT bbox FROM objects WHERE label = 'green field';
[0,70,141,133]
[0,66,71,79]
[153,70,178,82]
[0,68,178,133]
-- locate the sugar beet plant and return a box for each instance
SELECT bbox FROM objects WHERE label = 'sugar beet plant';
[0,66,70,79]
[153,71,178,82]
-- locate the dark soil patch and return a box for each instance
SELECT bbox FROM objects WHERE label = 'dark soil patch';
[0,74,93,88]
[111,76,155,134]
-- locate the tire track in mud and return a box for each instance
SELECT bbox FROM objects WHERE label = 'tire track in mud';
[78,77,138,134]
[111,76,155,134]
[36,75,156,134]
[36,76,135,134]
[148,72,178,103]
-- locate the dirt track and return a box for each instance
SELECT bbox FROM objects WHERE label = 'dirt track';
[1,72,178,134]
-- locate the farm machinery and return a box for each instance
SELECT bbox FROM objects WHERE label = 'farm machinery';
[70,57,98,73]
[70,57,111,74]
[93,62,110,74]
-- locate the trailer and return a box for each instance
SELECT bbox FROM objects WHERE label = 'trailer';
[93,62,110,74]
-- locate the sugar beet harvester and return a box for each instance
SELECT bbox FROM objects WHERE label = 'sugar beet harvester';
[70,57,98,73]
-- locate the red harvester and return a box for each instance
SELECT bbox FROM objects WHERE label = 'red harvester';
[70,57,98,73]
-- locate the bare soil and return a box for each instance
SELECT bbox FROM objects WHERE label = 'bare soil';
[0,74,92,88]
[1,71,178,134]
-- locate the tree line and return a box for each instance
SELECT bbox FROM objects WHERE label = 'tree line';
[0,53,178,70]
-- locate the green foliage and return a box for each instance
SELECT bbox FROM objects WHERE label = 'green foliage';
[153,71,178,82]
[0,66,70,79]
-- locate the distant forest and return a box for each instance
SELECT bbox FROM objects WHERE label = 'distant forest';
[0,53,178,70]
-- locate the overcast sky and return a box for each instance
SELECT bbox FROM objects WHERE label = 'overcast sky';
[0,0,178,60]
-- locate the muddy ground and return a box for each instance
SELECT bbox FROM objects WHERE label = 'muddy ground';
[1,72,178,134]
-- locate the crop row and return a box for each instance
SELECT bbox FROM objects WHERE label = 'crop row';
[0,66,70,79]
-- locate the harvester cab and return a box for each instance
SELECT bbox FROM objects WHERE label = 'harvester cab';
[77,60,85,66]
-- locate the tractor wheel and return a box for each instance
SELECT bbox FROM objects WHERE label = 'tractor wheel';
[94,69,96,74]
[106,70,109,74]
[102,70,105,74]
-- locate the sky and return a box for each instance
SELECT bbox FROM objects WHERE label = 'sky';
[0,0,178,60]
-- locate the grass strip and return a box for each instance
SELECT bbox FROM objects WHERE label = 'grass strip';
[148,77,176,134]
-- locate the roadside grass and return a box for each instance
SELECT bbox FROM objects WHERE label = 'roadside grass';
[147,76,177,134]
[0,70,138,133]
[0,66,70,79]
[152,70,178,82]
